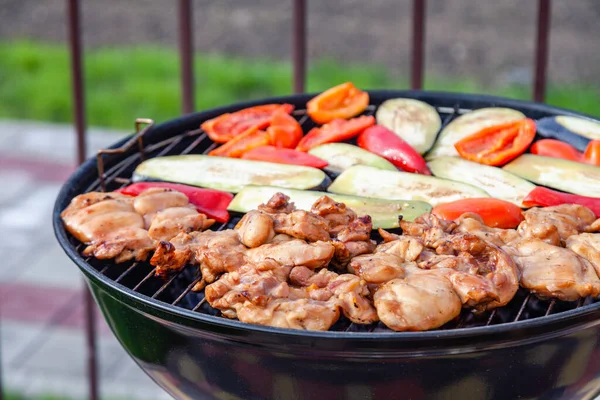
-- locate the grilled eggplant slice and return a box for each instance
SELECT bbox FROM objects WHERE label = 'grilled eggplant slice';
[428,157,535,206]
[503,154,600,197]
[375,98,442,154]
[308,143,397,175]
[536,116,600,151]
[328,165,488,206]
[426,107,525,160]
[132,155,330,193]
[228,185,431,227]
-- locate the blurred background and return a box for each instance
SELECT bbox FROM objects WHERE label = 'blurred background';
[0,0,598,399]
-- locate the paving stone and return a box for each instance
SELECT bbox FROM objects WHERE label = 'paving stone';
[14,242,83,289]
[0,320,45,365]
[0,170,33,206]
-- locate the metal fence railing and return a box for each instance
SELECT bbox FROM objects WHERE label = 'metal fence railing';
[0,1,552,399]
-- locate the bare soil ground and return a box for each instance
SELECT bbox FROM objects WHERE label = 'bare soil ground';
[0,0,599,86]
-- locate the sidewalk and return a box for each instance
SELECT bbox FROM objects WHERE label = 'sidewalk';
[0,120,170,399]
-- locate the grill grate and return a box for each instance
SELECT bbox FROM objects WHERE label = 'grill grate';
[68,106,599,333]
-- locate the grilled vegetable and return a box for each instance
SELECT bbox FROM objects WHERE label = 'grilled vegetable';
[357,125,431,175]
[296,116,375,152]
[133,155,330,193]
[375,98,441,154]
[503,154,600,197]
[308,143,396,174]
[428,157,535,206]
[426,107,525,159]
[209,126,270,158]
[522,187,600,218]
[454,118,536,166]
[115,182,233,223]
[307,82,369,124]
[228,185,432,228]
[327,165,488,206]
[201,104,294,143]
[530,139,582,162]
[584,140,600,166]
[242,146,328,169]
[267,110,303,149]
[432,198,524,229]
[536,116,600,151]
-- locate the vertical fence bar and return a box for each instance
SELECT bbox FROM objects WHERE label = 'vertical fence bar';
[179,0,195,114]
[67,1,98,400]
[533,0,551,102]
[292,0,307,93]
[411,0,426,90]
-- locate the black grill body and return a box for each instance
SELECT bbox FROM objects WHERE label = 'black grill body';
[54,91,600,400]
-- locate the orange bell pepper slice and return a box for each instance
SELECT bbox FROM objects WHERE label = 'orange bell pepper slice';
[454,118,536,166]
[583,140,600,166]
[267,110,303,148]
[307,82,369,124]
[208,126,271,158]
[201,104,294,143]
[296,115,376,152]
[432,198,524,229]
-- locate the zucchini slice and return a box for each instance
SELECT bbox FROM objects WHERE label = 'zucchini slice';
[503,154,600,197]
[375,98,442,154]
[428,157,535,207]
[132,155,330,193]
[308,143,397,175]
[228,185,431,228]
[536,116,600,151]
[426,107,525,160]
[328,165,489,207]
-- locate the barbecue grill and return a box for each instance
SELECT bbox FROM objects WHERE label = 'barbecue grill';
[53,91,600,400]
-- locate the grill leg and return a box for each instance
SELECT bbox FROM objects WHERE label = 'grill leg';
[67,0,98,399]
[411,0,426,90]
[178,0,195,114]
[533,0,551,102]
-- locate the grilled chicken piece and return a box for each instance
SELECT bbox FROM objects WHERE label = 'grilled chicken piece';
[348,253,408,284]
[148,207,214,241]
[518,204,600,246]
[150,230,245,278]
[375,235,424,262]
[271,210,331,242]
[331,216,377,268]
[205,261,292,318]
[235,210,275,248]
[567,233,600,277]
[61,192,155,263]
[453,213,520,247]
[505,238,600,301]
[132,188,191,227]
[257,192,296,214]
[400,213,457,242]
[417,233,519,311]
[311,195,357,235]
[245,239,334,269]
[374,268,462,332]
[206,261,377,329]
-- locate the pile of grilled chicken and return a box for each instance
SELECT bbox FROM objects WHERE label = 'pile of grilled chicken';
[62,187,600,332]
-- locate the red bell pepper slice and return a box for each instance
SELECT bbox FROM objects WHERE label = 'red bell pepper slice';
[454,118,536,166]
[208,126,271,158]
[583,140,600,166]
[115,182,233,223]
[530,139,582,162]
[296,115,375,152]
[241,145,328,169]
[523,187,600,218]
[357,124,431,175]
[201,104,294,143]
[432,198,524,229]
[267,110,303,149]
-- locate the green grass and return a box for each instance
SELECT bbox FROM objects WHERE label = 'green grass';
[0,40,597,130]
